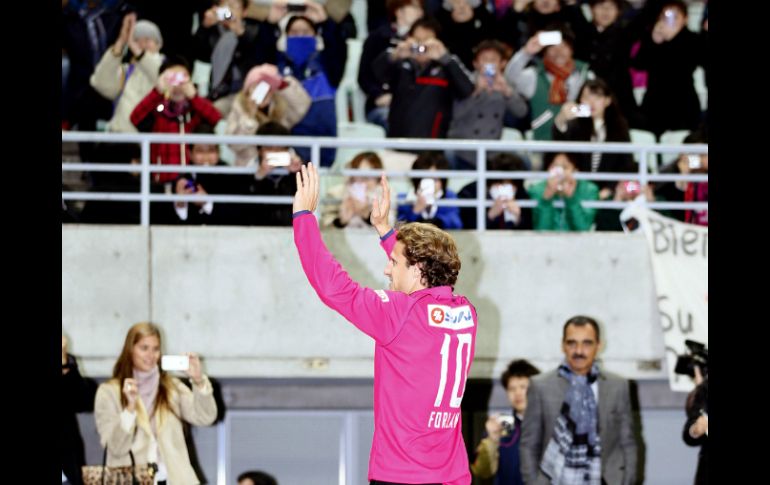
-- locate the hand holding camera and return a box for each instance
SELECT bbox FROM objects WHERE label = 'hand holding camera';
[689,413,708,439]
[675,340,708,380]
[615,180,640,201]
[417,178,437,207]
[410,42,428,56]
[538,31,563,47]
[349,189,372,217]
[423,38,447,60]
[202,7,220,28]
[484,414,504,443]
[175,178,199,208]
[487,197,504,220]
[545,165,566,197]
[302,0,328,24]
[491,70,514,97]
[158,70,191,98]
[161,353,204,385]
[216,6,233,22]
[561,172,577,198]
[392,39,415,60]
[122,378,139,411]
[677,154,706,176]
[524,33,546,56]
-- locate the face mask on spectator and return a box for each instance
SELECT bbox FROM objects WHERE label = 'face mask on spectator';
[286,37,317,67]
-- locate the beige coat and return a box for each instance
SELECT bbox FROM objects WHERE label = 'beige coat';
[225,76,311,166]
[90,49,163,133]
[94,376,217,485]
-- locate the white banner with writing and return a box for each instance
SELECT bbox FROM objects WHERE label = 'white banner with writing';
[622,205,708,392]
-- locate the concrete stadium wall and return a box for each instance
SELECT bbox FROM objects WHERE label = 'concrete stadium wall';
[63,225,667,380]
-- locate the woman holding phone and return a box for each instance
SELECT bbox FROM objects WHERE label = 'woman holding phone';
[552,78,635,229]
[94,322,217,484]
[225,63,311,166]
[552,78,634,188]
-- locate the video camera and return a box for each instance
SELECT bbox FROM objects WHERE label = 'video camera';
[674,339,708,379]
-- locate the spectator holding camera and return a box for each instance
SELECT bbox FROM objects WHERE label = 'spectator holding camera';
[321,152,392,229]
[471,359,540,484]
[373,17,474,139]
[447,40,528,169]
[172,123,248,225]
[89,13,164,134]
[225,64,311,166]
[457,153,533,230]
[683,365,708,485]
[629,0,706,136]
[654,130,708,226]
[435,0,495,70]
[275,1,348,167]
[242,122,305,226]
[571,0,641,128]
[130,56,222,186]
[62,0,124,135]
[358,0,424,131]
[494,0,587,54]
[553,79,634,182]
[94,322,217,484]
[552,78,635,222]
[529,152,599,231]
[504,23,593,141]
[397,152,463,229]
[193,0,286,117]
[594,179,656,231]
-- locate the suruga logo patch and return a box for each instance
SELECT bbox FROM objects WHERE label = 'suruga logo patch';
[427,305,474,330]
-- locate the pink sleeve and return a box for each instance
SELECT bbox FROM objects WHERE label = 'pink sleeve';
[380,228,397,257]
[293,213,407,345]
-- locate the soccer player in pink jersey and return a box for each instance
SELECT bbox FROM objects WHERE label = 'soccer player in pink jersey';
[292,163,478,485]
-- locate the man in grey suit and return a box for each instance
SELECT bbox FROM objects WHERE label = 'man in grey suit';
[520,315,637,485]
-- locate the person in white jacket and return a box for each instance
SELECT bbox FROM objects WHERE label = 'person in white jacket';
[90,13,164,134]
[94,322,217,485]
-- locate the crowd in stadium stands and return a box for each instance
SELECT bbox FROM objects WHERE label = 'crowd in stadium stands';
[62,0,708,230]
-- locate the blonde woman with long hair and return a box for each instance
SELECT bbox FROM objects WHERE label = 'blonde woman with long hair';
[94,322,217,484]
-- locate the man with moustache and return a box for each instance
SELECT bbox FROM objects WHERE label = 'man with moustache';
[520,315,637,485]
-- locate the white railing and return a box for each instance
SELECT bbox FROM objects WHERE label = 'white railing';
[62,132,708,229]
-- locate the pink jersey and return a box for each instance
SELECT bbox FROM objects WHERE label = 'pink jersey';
[293,213,477,484]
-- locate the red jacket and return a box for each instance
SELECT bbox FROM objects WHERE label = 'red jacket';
[130,89,222,183]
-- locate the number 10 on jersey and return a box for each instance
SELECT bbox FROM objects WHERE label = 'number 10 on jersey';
[434,333,473,408]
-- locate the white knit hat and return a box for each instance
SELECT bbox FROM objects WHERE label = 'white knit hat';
[133,19,163,48]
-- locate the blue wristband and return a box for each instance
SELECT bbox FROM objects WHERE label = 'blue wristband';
[379,228,395,241]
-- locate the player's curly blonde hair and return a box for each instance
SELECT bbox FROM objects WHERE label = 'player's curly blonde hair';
[396,222,461,288]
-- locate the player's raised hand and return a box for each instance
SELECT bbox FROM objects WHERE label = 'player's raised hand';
[370,173,392,236]
[293,162,320,213]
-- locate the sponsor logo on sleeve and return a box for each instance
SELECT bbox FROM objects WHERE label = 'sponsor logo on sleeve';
[374,289,390,303]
